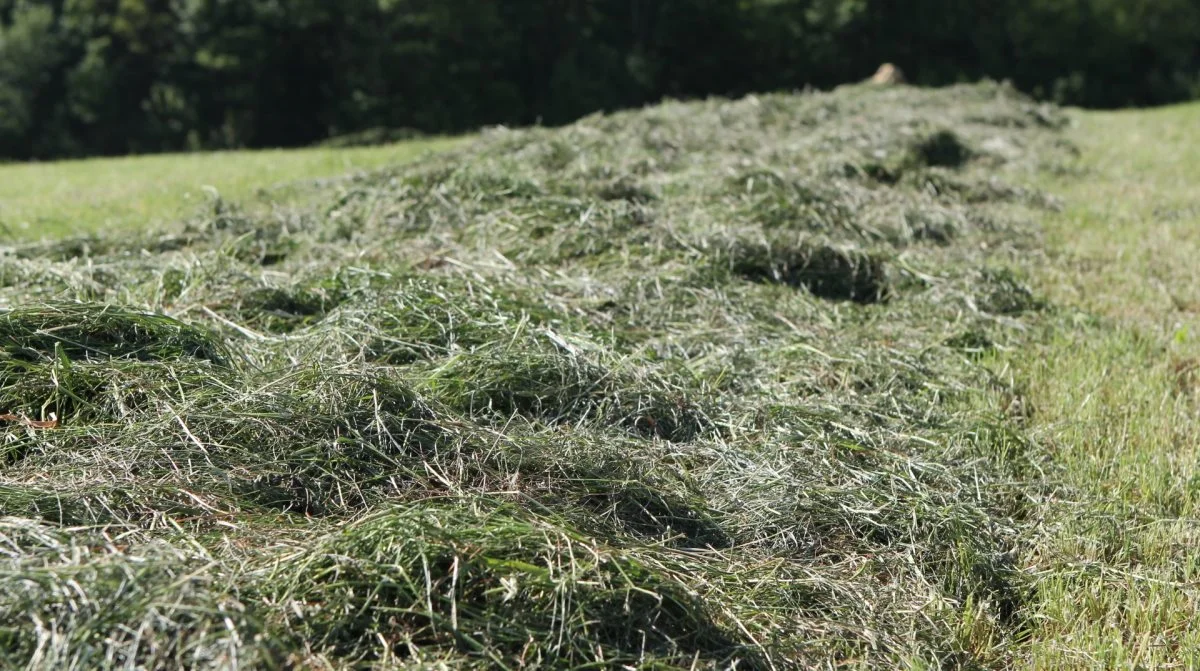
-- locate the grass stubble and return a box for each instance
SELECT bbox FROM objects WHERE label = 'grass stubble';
[995,103,1200,670]
[0,81,1102,669]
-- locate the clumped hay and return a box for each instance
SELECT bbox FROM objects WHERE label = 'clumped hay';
[0,81,1071,668]
[976,267,1047,316]
[0,519,272,670]
[418,334,719,442]
[317,274,586,364]
[0,303,226,364]
[912,128,974,168]
[265,502,760,668]
[716,234,892,303]
[2,358,448,518]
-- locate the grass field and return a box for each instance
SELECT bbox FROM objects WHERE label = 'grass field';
[1008,102,1200,669]
[0,137,463,240]
[0,84,1197,669]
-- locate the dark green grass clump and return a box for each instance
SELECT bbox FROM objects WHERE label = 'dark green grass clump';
[268,503,758,668]
[914,128,974,168]
[1,361,447,516]
[421,337,718,442]
[720,235,892,303]
[0,519,269,670]
[0,81,1072,669]
[0,303,226,364]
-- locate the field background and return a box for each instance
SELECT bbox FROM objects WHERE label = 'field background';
[0,137,462,239]
[2,0,1199,161]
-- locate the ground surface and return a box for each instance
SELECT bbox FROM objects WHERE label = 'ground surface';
[1012,102,1200,669]
[0,137,462,240]
[0,85,1197,669]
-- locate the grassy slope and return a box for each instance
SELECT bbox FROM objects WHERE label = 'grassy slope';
[0,88,1196,669]
[0,137,463,240]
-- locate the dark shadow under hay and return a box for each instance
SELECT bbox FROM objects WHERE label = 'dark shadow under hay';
[913,129,973,168]
[726,239,892,304]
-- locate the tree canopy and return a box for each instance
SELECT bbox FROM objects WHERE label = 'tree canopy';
[1,0,1197,159]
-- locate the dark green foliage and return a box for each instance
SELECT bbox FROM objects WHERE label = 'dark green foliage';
[0,0,1197,159]
[0,2,62,158]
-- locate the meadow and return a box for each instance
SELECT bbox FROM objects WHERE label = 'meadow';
[0,136,463,240]
[0,82,1197,669]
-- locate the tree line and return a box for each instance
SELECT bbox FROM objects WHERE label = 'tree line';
[1,0,1198,160]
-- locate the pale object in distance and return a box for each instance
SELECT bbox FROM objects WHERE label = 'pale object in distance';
[870,63,906,85]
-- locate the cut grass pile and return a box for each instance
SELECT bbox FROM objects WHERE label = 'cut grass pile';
[0,82,1074,668]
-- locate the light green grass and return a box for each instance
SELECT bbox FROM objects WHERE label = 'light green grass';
[1006,102,1200,668]
[0,137,464,240]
